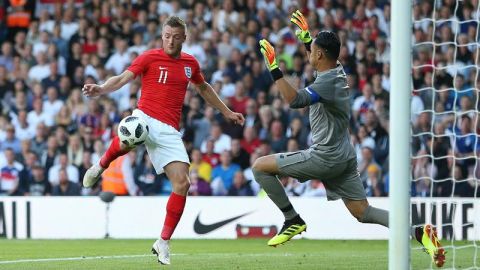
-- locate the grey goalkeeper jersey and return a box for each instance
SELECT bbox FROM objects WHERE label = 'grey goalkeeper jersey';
[290,63,356,162]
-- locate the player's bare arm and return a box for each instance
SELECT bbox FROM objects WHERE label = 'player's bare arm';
[259,39,314,109]
[195,81,245,125]
[260,11,338,110]
[273,78,299,104]
[82,70,135,97]
[252,11,313,106]
[257,11,318,109]
[259,9,325,108]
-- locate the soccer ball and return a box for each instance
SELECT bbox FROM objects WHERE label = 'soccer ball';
[117,116,149,147]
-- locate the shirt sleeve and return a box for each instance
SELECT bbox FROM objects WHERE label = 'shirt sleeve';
[127,52,148,78]
[190,57,205,84]
[289,80,335,109]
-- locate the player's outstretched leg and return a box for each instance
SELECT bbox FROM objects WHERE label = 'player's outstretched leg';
[414,224,446,268]
[346,199,445,267]
[344,199,389,227]
[252,155,306,247]
[83,136,131,187]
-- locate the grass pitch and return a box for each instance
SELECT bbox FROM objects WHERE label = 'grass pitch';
[0,239,477,269]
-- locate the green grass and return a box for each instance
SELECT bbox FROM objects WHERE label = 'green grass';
[0,239,477,269]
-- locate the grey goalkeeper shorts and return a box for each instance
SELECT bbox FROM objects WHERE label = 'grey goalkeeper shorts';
[275,149,366,201]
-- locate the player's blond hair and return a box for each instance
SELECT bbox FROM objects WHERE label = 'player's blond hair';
[163,16,187,32]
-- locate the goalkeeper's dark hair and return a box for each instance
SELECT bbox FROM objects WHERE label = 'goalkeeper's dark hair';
[163,16,187,32]
[314,31,341,60]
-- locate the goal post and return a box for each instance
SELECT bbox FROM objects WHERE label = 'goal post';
[389,0,412,269]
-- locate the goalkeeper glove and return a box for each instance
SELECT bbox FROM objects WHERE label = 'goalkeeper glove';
[290,10,312,51]
[259,39,283,81]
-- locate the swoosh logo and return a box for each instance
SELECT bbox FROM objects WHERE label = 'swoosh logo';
[193,211,252,234]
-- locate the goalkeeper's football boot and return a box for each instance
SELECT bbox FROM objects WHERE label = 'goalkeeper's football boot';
[82,162,105,188]
[415,224,446,267]
[268,215,307,247]
[152,239,170,265]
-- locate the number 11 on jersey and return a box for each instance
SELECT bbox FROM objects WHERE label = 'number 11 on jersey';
[158,67,168,84]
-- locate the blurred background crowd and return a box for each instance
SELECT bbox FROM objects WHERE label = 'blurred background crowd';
[0,0,478,197]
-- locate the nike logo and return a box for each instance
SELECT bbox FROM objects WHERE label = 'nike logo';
[193,211,252,234]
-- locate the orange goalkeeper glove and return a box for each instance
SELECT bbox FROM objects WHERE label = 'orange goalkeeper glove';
[259,39,278,71]
[291,10,312,44]
[259,39,283,81]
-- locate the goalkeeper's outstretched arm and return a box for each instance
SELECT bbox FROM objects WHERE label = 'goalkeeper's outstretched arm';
[259,39,299,103]
[270,77,318,109]
[274,78,301,106]
[259,39,315,109]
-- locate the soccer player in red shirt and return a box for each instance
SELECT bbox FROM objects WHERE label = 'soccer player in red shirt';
[81,16,244,265]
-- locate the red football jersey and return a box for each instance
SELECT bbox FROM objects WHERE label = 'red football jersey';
[127,49,204,130]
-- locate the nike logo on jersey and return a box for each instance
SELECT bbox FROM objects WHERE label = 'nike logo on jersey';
[159,66,167,70]
[193,211,252,234]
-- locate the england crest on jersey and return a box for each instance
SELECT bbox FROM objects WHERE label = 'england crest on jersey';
[184,67,192,78]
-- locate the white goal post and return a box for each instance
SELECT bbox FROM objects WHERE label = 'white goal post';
[389,0,412,270]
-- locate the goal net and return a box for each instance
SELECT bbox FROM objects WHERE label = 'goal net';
[411,0,479,268]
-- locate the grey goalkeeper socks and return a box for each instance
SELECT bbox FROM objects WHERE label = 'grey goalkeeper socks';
[359,205,389,227]
[252,169,298,220]
[360,206,425,242]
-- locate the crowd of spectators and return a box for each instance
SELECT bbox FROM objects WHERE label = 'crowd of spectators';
[411,0,480,197]
[0,0,478,197]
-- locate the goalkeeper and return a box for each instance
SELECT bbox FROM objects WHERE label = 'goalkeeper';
[253,10,445,268]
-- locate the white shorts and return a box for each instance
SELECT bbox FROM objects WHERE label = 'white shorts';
[132,109,190,174]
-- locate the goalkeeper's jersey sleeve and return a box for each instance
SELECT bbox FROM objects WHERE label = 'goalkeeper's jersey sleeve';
[306,63,357,162]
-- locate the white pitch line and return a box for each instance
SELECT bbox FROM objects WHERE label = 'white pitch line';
[0,252,298,264]
[0,254,159,264]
